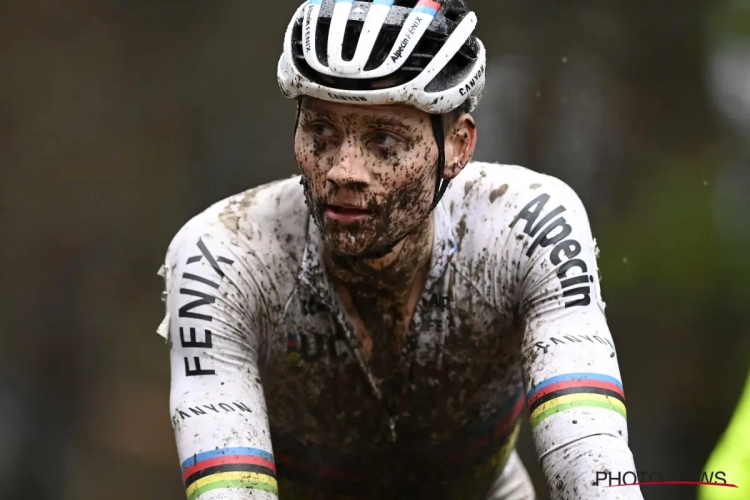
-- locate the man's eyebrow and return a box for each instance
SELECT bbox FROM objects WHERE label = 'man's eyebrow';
[301,108,336,122]
[365,116,410,128]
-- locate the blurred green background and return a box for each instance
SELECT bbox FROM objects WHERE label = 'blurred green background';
[0,1,748,499]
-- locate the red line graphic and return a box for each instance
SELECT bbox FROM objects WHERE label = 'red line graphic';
[607,481,738,488]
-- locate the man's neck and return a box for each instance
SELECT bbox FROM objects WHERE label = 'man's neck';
[324,217,434,303]
[323,217,434,360]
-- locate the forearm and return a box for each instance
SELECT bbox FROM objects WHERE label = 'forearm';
[171,374,277,500]
[541,434,641,500]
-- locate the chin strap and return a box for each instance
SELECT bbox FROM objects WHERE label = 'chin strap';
[357,114,450,260]
[428,113,452,213]
[294,97,303,134]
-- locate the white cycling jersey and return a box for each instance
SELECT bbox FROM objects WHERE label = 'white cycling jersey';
[157,162,644,500]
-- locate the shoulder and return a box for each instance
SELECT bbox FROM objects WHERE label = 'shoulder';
[444,163,604,312]
[163,175,310,273]
[445,162,583,210]
[443,162,590,238]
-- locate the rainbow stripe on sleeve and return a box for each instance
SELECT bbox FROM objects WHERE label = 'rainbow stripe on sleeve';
[181,447,278,500]
[526,373,626,430]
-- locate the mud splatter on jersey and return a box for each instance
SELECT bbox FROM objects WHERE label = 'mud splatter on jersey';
[159,163,642,500]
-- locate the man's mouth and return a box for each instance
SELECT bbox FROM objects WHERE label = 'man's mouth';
[323,204,374,224]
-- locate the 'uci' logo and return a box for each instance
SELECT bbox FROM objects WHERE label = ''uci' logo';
[286,331,349,364]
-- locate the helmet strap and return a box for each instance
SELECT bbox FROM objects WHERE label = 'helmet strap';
[428,113,451,212]
[356,115,449,260]
[294,97,304,134]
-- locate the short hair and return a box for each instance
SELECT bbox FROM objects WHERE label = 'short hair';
[442,98,473,131]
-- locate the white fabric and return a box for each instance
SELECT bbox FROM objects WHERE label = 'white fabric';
[160,163,643,500]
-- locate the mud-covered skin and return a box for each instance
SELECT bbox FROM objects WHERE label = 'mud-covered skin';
[294,98,440,258]
[294,98,474,400]
[160,163,643,500]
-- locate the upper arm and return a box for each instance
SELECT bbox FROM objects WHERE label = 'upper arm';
[512,182,624,436]
[161,221,279,500]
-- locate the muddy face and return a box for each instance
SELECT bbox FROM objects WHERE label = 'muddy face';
[294,98,438,256]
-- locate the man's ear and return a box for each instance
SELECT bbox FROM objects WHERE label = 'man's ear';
[442,113,477,179]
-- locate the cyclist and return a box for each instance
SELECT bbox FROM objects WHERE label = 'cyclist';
[698,368,750,500]
[157,0,644,498]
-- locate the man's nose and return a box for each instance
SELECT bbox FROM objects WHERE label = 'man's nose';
[326,138,371,189]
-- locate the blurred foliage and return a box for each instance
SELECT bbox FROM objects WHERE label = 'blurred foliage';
[708,0,750,41]
[0,1,748,500]
[601,171,718,294]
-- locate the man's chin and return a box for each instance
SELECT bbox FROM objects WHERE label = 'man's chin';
[323,231,379,258]
[327,239,372,258]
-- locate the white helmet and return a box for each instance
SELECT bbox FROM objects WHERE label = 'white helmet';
[277,0,486,115]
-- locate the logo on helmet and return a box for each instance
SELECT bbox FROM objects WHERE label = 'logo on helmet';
[459,64,485,97]
[390,17,423,63]
[304,6,314,51]
[327,92,368,102]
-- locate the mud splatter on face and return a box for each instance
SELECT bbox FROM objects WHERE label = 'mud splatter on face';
[294,98,439,257]
[294,98,443,379]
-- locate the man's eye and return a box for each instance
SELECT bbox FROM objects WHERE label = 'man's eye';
[372,132,400,148]
[311,123,335,137]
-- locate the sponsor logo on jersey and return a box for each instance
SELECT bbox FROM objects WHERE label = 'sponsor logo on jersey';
[429,293,451,311]
[533,334,616,355]
[510,193,592,308]
[173,401,253,423]
[286,328,350,364]
[176,238,235,376]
